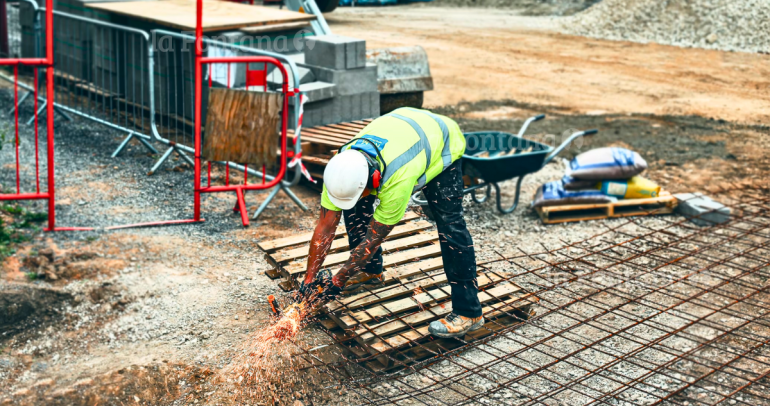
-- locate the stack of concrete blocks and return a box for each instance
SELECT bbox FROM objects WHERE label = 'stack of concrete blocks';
[299,35,380,128]
[674,193,731,227]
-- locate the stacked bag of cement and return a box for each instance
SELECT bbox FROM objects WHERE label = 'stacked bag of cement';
[533,147,660,207]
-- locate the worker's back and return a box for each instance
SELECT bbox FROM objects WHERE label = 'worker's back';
[321,107,466,225]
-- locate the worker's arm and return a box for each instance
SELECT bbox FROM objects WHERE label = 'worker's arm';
[332,218,395,287]
[303,208,342,286]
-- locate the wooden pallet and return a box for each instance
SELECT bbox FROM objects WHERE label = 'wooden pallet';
[536,191,678,224]
[289,119,374,184]
[289,119,372,150]
[259,211,538,371]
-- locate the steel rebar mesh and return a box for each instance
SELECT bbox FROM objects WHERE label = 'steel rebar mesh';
[279,186,770,406]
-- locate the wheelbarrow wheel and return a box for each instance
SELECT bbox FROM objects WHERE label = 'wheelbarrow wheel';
[411,191,435,221]
[492,177,525,214]
[471,184,491,204]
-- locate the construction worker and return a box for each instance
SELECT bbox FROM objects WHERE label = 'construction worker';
[299,107,483,338]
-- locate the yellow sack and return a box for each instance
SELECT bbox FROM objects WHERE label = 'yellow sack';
[598,176,660,199]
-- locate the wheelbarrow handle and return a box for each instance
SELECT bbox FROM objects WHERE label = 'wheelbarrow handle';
[411,191,428,205]
[516,114,546,138]
[542,128,598,167]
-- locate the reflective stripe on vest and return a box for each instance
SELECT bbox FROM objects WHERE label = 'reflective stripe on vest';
[382,113,433,191]
[408,108,453,170]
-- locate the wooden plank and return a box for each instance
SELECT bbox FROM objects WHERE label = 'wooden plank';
[369,298,536,355]
[302,128,356,140]
[336,271,507,328]
[88,0,315,32]
[324,123,365,134]
[285,235,440,275]
[270,220,433,264]
[297,130,351,144]
[304,127,358,140]
[299,156,330,166]
[257,211,420,252]
[299,137,344,148]
[325,257,446,313]
[240,21,310,34]
[335,122,368,131]
[357,282,524,342]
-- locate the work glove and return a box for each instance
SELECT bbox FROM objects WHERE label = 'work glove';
[298,269,342,302]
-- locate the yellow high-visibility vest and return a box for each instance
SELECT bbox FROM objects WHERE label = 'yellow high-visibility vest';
[321,107,466,225]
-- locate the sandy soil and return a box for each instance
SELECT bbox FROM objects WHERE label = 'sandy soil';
[330,6,770,124]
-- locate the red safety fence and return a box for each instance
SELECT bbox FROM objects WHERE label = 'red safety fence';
[191,0,293,227]
[194,57,292,227]
[0,0,88,231]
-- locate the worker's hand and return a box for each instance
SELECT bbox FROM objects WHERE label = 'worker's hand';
[298,269,342,303]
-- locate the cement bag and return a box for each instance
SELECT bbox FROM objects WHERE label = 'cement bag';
[598,176,661,199]
[533,181,616,208]
[562,175,598,191]
[566,147,647,180]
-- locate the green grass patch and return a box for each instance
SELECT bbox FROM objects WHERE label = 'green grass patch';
[0,204,47,260]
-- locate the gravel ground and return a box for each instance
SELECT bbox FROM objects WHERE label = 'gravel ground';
[561,0,770,54]
[429,0,601,16]
[1,83,768,404]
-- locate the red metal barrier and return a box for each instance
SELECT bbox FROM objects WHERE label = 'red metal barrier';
[193,0,293,227]
[0,0,89,231]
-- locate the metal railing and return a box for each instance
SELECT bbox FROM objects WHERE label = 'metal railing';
[46,9,159,155]
[0,0,91,231]
[4,8,310,224]
[149,29,308,219]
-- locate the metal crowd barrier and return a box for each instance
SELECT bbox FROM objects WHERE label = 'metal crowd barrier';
[1,0,21,59]
[194,55,292,227]
[44,8,159,156]
[1,0,91,231]
[4,9,309,222]
[149,29,307,219]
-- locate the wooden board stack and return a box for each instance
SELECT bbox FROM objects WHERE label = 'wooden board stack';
[259,212,538,371]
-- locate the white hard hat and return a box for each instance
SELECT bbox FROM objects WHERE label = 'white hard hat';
[324,149,369,210]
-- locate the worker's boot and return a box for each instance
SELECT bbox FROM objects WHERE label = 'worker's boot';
[343,272,384,291]
[428,312,485,338]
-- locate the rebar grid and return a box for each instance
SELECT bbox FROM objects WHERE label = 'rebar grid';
[285,187,769,406]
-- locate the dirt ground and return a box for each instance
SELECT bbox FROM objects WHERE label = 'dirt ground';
[1,4,769,406]
[329,5,770,124]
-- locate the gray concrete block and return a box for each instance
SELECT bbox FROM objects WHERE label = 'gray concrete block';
[268,66,316,89]
[674,193,731,227]
[311,63,378,96]
[351,93,362,121]
[290,81,336,104]
[303,97,343,127]
[367,91,381,118]
[305,35,366,70]
[346,39,366,69]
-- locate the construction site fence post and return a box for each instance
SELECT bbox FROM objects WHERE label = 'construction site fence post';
[0,0,57,230]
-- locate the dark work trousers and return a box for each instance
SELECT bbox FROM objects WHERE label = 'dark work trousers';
[422,159,481,318]
[343,194,384,275]
[343,159,481,318]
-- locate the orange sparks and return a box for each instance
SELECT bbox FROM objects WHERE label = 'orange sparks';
[217,301,309,403]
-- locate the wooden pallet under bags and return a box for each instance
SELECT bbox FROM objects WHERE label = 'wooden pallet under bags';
[203,88,282,166]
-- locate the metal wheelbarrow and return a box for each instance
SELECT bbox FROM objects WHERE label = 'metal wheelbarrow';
[412,114,598,216]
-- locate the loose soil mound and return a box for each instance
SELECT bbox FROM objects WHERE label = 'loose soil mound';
[562,0,770,53]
